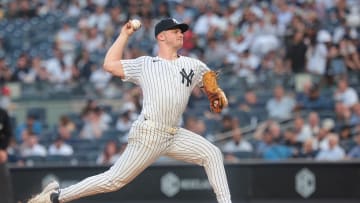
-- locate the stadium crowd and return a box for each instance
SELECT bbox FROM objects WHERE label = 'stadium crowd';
[0,0,360,166]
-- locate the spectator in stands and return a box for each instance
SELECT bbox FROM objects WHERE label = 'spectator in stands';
[29,56,45,82]
[193,5,221,39]
[45,48,67,83]
[172,3,194,24]
[349,103,360,126]
[95,105,111,126]
[304,111,321,137]
[48,137,74,156]
[204,38,227,68]
[294,83,334,111]
[82,27,105,53]
[334,101,352,131]
[89,65,112,96]
[282,127,302,152]
[333,77,359,108]
[81,98,98,116]
[219,114,237,133]
[316,133,345,161]
[0,58,12,84]
[96,140,122,165]
[266,85,296,120]
[339,125,355,152]
[327,42,347,78]
[258,50,287,76]
[19,134,47,157]
[255,122,291,160]
[57,115,76,141]
[222,128,253,154]
[15,114,42,143]
[305,30,330,75]
[233,49,260,84]
[296,138,319,159]
[0,86,16,115]
[255,127,274,158]
[238,89,260,112]
[285,31,307,74]
[4,1,18,19]
[55,21,78,57]
[339,36,360,71]
[293,115,313,143]
[115,111,132,133]
[75,49,96,80]
[11,53,35,83]
[16,0,37,19]
[347,133,360,159]
[313,118,335,150]
[87,5,111,32]
[79,107,105,139]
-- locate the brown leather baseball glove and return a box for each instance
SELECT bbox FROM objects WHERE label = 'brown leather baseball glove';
[202,71,228,113]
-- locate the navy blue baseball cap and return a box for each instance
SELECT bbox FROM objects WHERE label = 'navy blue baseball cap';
[154,18,189,37]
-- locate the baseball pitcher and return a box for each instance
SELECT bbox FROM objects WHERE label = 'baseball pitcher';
[28,18,231,203]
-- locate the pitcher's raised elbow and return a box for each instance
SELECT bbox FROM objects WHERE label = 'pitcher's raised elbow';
[103,63,111,72]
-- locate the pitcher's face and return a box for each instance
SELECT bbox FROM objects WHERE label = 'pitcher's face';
[163,28,184,49]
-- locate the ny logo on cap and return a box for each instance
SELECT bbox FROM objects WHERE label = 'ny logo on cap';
[172,18,179,24]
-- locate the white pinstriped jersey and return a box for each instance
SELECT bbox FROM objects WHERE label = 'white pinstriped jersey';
[121,55,209,126]
[56,56,232,203]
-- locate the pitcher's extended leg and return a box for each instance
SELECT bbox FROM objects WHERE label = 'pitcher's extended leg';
[165,128,232,203]
[59,134,162,202]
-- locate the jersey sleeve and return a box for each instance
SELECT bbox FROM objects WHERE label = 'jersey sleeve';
[121,56,145,84]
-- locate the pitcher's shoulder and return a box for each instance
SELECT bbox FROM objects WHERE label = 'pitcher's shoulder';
[180,56,207,66]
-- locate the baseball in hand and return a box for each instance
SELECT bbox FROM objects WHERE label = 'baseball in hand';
[130,19,141,30]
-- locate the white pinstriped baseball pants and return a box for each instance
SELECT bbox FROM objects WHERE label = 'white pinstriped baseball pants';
[58,120,232,203]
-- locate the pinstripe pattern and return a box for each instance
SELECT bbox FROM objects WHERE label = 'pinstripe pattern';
[58,56,231,203]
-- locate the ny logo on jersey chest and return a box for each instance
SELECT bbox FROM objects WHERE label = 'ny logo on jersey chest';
[180,68,194,87]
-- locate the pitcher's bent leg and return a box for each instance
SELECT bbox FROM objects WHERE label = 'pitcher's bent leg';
[165,128,232,203]
[58,140,160,202]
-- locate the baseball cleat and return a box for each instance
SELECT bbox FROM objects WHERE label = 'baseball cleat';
[28,181,60,203]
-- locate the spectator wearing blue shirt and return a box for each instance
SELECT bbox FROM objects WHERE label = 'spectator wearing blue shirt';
[349,103,360,126]
[347,133,360,159]
[256,127,292,160]
[295,84,334,111]
[15,114,42,143]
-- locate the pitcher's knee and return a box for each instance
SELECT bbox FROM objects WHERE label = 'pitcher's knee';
[102,171,132,192]
[102,176,128,192]
[204,145,224,164]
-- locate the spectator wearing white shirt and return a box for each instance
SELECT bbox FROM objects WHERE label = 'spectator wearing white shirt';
[316,134,345,161]
[306,30,330,75]
[116,111,133,133]
[48,137,74,156]
[20,134,47,157]
[193,6,221,36]
[293,115,313,143]
[222,128,253,153]
[266,85,296,120]
[233,49,260,78]
[334,78,359,108]
[89,66,112,95]
[87,5,111,32]
[55,22,77,56]
[83,27,104,53]
[304,112,321,137]
[223,128,253,162]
